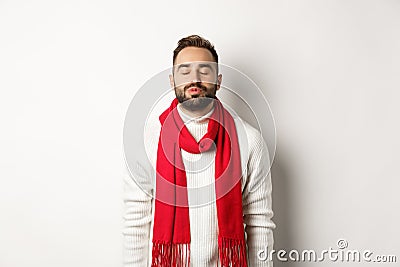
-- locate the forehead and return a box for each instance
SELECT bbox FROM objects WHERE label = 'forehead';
[174,47,216,65]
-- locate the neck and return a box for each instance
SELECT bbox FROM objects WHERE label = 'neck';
[178,101,215,119]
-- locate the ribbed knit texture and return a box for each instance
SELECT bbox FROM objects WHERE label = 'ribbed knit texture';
[123,102,275,267]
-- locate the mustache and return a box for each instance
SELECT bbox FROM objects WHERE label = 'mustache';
[183,82,208,92]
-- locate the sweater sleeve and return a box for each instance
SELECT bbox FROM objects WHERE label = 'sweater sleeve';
[242,131,276,267]
[122,166,153,267]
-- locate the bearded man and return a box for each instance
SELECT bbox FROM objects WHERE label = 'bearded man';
[123,35,275,267]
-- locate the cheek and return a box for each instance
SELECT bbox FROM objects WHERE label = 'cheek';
[175,85,185,96]
[202,76,217,84]
[173,75,190,87]
[203,82,217,91]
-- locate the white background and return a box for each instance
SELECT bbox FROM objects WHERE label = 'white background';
[1,0,399,266]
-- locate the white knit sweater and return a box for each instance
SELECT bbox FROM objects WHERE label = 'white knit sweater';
[123,103,275,267]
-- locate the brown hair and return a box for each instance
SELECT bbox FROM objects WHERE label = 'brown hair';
[173,35,218,65]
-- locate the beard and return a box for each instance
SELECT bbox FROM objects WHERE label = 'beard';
[180,95,215,111]
[175,82,217,112]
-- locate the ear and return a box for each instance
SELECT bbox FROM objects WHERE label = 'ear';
[216,74,222,91]
[169,74,174,89]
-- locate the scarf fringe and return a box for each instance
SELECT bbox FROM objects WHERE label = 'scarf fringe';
[218,237,248,267]
[152,241,190,267]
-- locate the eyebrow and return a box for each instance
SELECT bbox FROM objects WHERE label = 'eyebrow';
[198,63,214,70]
[176,63,191,72]
[175,63,216,72]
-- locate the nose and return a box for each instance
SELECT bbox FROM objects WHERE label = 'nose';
[189,69,201,83]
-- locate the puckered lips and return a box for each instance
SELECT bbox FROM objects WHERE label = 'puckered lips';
[187,87,204,97]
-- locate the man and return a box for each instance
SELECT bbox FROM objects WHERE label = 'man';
[123,35,275,266]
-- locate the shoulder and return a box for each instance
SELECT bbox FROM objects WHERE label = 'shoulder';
[143,98,167,168]
[233,116,267,159]
[232,116,271,192]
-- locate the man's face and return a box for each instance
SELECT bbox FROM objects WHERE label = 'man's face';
[170,47,222,111]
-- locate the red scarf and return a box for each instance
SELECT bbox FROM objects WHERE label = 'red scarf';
[151,98,248,267]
